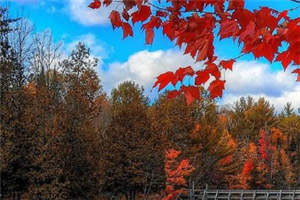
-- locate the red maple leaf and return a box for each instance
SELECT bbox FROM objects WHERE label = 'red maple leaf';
[195,70,210,85]
[142,16,162,44]
[103,0,112,6]
[181,86,200,105]
[219,19,239,40]
[88,0,101,9]
[132,5,151,24]
[205,62,220,79]
[109,11,122,29]
[163,21,176,41]
[255,7,278,31]
[174,66,194,83]
[292,68,300,81]
[153,72,175,91]
[252,42,276,63]
[122,22,133,39]
[220,59,235,71]
[239,20,256,43]
[208,79,225,98]
[276,51,292,71]
[228,0,244,10]
[145,28,154,44]
[233,9,254,30]
[142,16,162,29]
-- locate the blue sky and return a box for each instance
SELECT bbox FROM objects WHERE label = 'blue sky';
[4,0,300,112]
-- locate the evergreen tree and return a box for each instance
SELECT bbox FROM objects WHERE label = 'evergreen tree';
[228,97,277,141]
[100,81,164,200]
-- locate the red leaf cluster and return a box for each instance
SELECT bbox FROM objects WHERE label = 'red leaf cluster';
[153,66,202,104]
[89,0,300,103]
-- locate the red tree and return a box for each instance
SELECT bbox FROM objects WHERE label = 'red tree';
[89,0,300,103]
[163,149,194,200]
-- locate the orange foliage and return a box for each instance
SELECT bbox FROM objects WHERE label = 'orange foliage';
[242,160,254,176]
[219,114,227,124]
[218,155,233,166]
[24,82,37,96]
[259,129,268,160]
[249,142,257,154]
[163,149,194,200]
[271,128,288,149]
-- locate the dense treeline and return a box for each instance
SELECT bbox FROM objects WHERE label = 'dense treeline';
[0,7,300,200]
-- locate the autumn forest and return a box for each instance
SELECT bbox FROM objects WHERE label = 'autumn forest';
[1,3,300,200]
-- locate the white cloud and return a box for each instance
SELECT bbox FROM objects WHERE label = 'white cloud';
[99,49,197,95]
[99,50,300,112]
[222,61,300,112]
[67,34,107,57]
[68,0,115,26]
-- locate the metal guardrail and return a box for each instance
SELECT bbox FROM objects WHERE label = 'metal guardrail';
[176,183,300,200]
[191,189,300,200]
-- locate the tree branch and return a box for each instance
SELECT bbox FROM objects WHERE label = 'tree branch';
[290,0,300,3]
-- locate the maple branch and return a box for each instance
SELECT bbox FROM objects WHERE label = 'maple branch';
[287,5,300,11]
[233,53,248,60]
[289,0,300,3]
[146,1,169,12]
[146,1,216,15]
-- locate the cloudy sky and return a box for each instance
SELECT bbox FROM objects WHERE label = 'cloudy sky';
[4,0,300,113]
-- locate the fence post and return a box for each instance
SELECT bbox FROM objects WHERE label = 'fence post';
[202,184,208,200]
[192,181,195,200]
[189,185,192,200]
